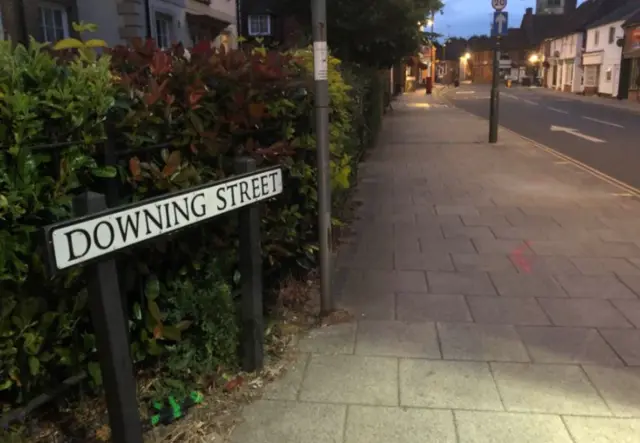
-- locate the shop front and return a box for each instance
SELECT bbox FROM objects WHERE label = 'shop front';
[621,22,640,100]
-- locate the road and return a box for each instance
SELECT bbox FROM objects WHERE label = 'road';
[444,84,640,191]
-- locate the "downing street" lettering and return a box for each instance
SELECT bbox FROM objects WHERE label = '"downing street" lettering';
[48,167,283,270]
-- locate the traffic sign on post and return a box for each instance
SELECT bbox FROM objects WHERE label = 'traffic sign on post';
[492,0,507,11]
[491,11,508,37]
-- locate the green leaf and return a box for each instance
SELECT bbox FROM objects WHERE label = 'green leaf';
[28,356,40,376]
[53,38,85,50]
[148,300,162,323]
[91,166,118,178]
[133,302,142,320]
[0,379,13,391]
[84,39,108,48]
[88,361,102,386]
[145,276,160,300]
[162,325,181,341]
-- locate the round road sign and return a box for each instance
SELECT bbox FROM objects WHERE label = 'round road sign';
[492,0,507,11]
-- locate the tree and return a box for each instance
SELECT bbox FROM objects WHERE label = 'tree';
[280,0,444,68]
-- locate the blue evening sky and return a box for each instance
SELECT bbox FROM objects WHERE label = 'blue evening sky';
[437,0,584,38]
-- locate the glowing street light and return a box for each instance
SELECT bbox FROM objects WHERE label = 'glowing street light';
[529,54,540,63]
[465,52,471,60]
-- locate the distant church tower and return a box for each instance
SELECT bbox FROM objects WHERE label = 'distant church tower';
[535,0,577,15]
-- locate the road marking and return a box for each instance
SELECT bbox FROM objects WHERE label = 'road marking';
[554,161,571,164]
[612,192,634,197]
[455,91,475,94]
[548,107,568,114]
[501,92,520,100]
[521,99,538,105]
[550,125,606,143]
[582,116,624,128]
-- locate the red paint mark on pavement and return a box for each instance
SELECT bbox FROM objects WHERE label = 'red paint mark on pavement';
[511,241,532,273]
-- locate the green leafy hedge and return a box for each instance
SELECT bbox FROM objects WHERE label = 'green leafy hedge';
[0,35,385,413]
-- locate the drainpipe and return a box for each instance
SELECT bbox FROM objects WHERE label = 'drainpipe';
[144,0,152,39]
[14,0,29,45]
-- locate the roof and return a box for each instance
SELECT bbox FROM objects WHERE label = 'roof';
[528,14,567,45]
[587,0,640,28]
[551,0,631,37]
[624,8,640,27]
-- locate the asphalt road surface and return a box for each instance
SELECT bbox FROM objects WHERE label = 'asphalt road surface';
[444,84,640,190]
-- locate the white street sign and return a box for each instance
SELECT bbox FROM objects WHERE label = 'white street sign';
[495,12,507,34]
[550,125,606,143]
[492,0,507,11]
[46,167,283,270]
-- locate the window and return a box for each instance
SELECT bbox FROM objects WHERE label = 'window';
[155,13,173,49]
[248,15,271,36]
[594,30,599,46]
[39,5,69,42]
[631,58,640,90]
[606,67,612,81]
[608,27,616,44]
[0,10,4,40]
[548,0,561,6]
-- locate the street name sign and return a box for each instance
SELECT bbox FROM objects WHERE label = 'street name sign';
[492,11,508,37]
[492,0,507,11]
[44,166,283,271]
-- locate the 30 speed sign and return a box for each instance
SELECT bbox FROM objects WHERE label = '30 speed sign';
[492,0,507,10]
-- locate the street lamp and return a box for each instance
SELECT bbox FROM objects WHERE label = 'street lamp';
[465,52,471,60]
[528,54,539,63]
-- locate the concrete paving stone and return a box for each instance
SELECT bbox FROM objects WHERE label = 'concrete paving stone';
[355,320,440,358]
[508,254,581,275]
[396,293,473,322]
[490,362,611,415]
[337,292,396,321]
[611,299,640,328]
[394,251,454,272]
[455,411,574,443]
[563,416,640,443]
[582,366,640,417]
[473,238,532,255]
[435,205,480,216]
[491,273,567,297]
[545,228,599,241]
[442,225,496,239]
[297,323,356,355]
[554,274,637,299]
[461,214,511,228]
[599,329,640,366]
[570,258,640,276]
[300,354,398,405]
[490,226,550,241]
[438,322,529,362]
[263,353,310,401]
[427,271,497,296]
[336,249,394,270]
[617,274,640,296]
[538,298,633,328]
[517,326,622,366]
[553,214,608,229]
[506,213,561,228]
[587,241,640,258]
[230,400,346,443]
[477,205,524,217]
[399,359,503,410]
[345,406,456,443]
[526,240,589,257]
[415,213,464,227]
[452,253,517,273]
[358,236,421,253]
[419,237,476,254]
[467,296,550,325]
[342,269,428,293]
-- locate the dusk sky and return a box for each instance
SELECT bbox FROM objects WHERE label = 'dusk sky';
[437,0,533,38]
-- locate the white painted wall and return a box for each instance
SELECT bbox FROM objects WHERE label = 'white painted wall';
[585,20,624,96]
[549,32,583,92]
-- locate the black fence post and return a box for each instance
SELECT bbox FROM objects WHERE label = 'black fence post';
[72,192,143,443]
[103,124,119,208]
[234,157,265,372]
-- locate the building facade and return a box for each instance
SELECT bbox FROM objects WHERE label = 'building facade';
[546,32,584,92]
[582,20,625,96]
[622,14,640,100]
[535,0,577,16]
[0,0,80,43]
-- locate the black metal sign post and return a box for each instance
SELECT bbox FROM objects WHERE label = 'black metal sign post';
[73,192,144,443]
[42,164,283,442]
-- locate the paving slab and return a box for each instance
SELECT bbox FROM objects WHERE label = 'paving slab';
[396,293,472,322]
[582,366,640,417]
[611,299,640,327]
[599,329,640,366]
[456,411,574,443]
[452,253,517,273]
[297,323,356,355]
[490,273,567,298]
[394,251,455,271]
[438,322,529,362]
[399,359,503,410]
[427,271,497,296]
[553,274,637,299]
[563,416,640,443]
[263,353,310,401]
[466,296,550,325]
[300,354,398,406]
[517,326,622,366]
[490,362,611,415]
[230,400,346,443]
[538,298,633,328]
[355,320,440,358]
[345,406,456,443]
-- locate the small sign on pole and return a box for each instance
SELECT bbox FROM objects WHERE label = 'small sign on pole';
[491,11,508,37]
[491,0,507,11]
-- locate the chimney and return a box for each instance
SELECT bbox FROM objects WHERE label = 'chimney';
[525,7,533,15]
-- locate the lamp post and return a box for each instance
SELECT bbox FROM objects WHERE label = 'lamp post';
[426,14,435,94]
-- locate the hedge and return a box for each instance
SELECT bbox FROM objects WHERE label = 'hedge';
[0,33,386,415]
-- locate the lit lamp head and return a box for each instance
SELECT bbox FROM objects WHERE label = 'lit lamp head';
[529,54,539,63]
[465,52,471,60]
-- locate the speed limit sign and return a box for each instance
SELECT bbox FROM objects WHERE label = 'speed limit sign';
[492,0,507,10]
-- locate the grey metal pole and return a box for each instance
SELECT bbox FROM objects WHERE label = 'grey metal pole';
[489,37,501,143]
[311,0,333,313]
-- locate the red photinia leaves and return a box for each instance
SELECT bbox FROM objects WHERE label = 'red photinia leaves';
[150,51,172,75]
[144,78,169,106]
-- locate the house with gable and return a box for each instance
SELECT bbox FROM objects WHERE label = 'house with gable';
[581,0,640,97]
[543,0,630,93]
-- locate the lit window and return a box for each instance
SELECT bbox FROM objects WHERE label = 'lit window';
[39,5,69,42]
[248,15,271,36]
[155,13,173,49]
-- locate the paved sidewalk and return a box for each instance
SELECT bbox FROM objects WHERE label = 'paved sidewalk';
[230,92,640,443]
